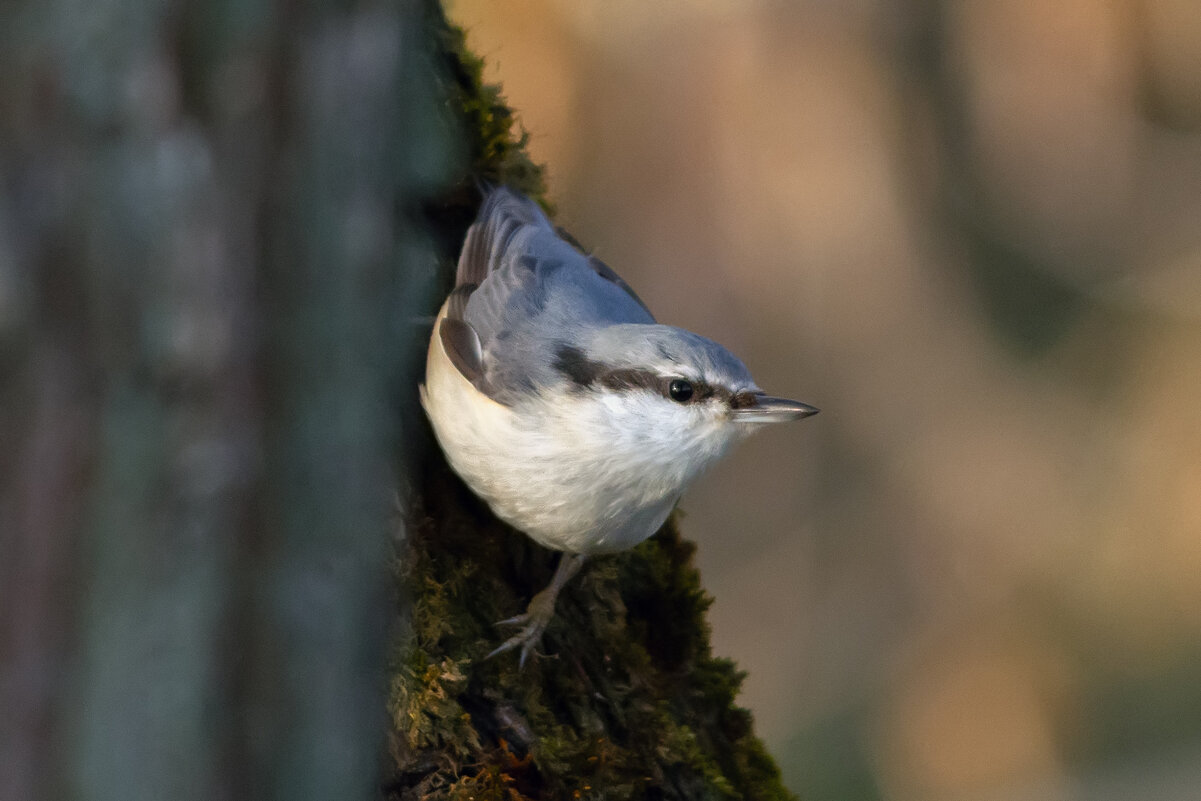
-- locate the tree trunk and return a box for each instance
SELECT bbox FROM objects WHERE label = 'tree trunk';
[1,2,797,799]
[1,1,454,799]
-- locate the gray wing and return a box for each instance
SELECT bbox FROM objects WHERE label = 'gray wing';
[439,187,654,405]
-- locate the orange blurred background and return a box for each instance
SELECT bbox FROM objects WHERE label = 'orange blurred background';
[447,2,1201,799]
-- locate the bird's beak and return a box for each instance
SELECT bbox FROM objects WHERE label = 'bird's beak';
[730,395,820,424]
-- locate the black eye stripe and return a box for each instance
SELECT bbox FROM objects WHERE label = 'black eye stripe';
[729,390,758,409]
[552,346,741,405]
[599,369,663,394]
[554,345,606,386]
[663,378,731,404]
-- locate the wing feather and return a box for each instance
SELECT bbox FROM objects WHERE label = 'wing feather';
[438,317,486,390]
[442,187,654,405]
[455,189,548,287]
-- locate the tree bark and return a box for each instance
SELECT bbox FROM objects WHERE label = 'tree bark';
[1,1,455,799]
[1,2,797,799]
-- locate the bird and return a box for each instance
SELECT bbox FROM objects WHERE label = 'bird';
[420,186,818,666]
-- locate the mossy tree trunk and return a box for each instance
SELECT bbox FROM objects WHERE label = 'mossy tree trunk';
[387,13,799,801]
[1,0,797,799]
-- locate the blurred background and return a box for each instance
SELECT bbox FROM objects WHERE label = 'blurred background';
[447,1,1201,799]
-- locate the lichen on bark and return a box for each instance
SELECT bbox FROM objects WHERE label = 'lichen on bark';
[388,9,797,800]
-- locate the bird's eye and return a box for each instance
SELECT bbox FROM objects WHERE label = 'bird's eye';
[668,379,694,403]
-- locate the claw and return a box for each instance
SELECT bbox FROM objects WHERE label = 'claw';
[484,553,587,669]
[484,594,554,667]
[485,630,541,667]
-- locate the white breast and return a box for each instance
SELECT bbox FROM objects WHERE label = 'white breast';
[420,303,725,555]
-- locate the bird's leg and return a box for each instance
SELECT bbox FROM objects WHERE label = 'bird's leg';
[487,552,586,668]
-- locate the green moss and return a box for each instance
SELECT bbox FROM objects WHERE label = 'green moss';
[391,462,797,800]
[429,11,547,199]
[389,6,798,799]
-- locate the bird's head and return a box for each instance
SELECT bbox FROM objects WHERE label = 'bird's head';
[546,324,818,487]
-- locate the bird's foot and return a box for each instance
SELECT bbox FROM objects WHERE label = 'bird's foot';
[486,587,559,668]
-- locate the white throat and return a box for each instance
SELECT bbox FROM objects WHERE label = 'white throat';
[421,303,744,554]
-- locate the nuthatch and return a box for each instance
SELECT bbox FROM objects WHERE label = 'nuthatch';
[421,187,818,666]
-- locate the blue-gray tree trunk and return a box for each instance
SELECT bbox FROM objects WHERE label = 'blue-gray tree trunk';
[0,1,456,799]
